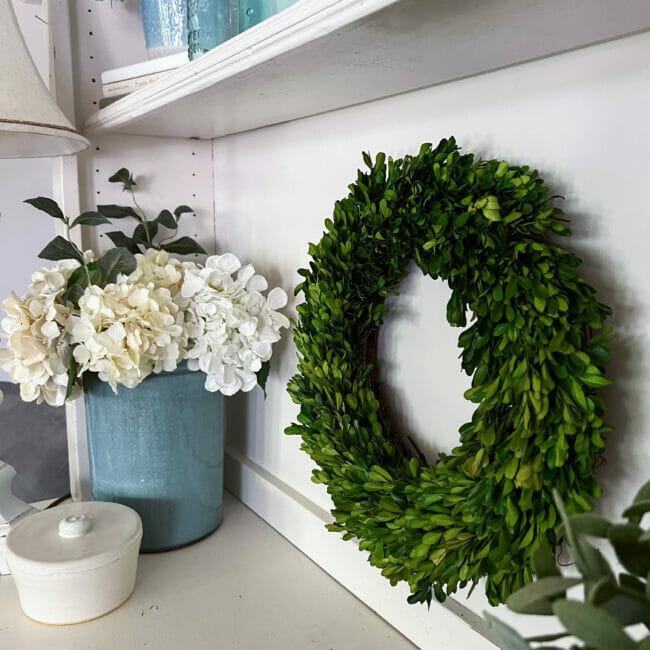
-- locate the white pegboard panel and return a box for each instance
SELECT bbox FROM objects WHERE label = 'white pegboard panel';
[77,134,216,258]
[69,0,149,124]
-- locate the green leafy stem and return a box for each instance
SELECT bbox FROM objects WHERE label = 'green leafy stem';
[486,480,650,650]
[25,168,208,399]
[26,167,207,310]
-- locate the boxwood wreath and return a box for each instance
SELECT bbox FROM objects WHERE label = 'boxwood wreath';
[286,137,613,607]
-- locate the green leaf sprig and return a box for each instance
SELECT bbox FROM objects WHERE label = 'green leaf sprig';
[98,167,205,257]
[487,481,650,650]
[25,169,208,399]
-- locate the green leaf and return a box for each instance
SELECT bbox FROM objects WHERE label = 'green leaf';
[71,211,111,227]
[506,576,582,615]
[576,538,616,582]
[257,360,271,398]
[65,356,78,400]
[161,237,206,255]
[608,524,650,576]
[38,236,83,263]
[97,204,139,219]
[108,167,136,190]
[133,221,158,243]
[628,481,650,526]
[551,599,636,650]
[105,231,141,254]
[619,572,646,593]
[61,283,84,307]
[638,637,650,650]
[483,612,531,650]
[24,196,64,221]
[96,248,137,284]
[581,374,611,388]
[556,513,611,539]
[601,593,650,628]
[531,548,560,578]
[622,499,650,520]
[61,262,100,307]
[156,209,177,229]
[633,481,650,504]
[525,632,570,643]
[174,205,194,218]
[586,576,617,605]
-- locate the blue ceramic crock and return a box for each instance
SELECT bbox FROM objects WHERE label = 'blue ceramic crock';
[84,363,224,552]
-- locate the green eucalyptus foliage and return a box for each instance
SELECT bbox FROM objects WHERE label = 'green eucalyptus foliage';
[487,482,650,650]
[286,138,613,606]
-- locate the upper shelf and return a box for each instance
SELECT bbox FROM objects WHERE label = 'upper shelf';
[84,0,650,140]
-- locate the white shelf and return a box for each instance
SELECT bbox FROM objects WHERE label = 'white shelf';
[85,0,650,140]
[0,494,414,649]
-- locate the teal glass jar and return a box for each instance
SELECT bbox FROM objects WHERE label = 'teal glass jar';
[239,0,299,32]
[84,364,225,552]
[187,0,238,60]
[139,0,188,58]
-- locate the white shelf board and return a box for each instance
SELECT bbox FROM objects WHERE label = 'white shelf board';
[85,0,650,140]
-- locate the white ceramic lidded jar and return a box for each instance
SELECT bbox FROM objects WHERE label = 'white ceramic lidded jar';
[5,502,142,625]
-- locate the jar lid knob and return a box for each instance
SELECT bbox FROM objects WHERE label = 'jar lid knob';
[58,513,92,538]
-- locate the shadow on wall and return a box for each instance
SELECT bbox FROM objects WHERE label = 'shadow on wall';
[0,383,69,502]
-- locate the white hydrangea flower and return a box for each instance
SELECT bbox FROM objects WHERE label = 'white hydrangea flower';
[128,248,186,296]
[71,279,186,392]
[179,253,289,396]
[0,261,80,406]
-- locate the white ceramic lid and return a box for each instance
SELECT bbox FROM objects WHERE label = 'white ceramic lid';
[5,502,142,576]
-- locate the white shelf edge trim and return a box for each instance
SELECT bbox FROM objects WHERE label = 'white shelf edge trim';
[85,0,399,134]
[224,445,499,650]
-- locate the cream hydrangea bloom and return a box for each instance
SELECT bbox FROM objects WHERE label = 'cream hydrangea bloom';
[0,261,80,406]
[71,279,186,392]
[128,249,185,296]
[179,253,289,396]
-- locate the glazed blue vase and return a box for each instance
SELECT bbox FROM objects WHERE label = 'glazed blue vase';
[84,364,224,552]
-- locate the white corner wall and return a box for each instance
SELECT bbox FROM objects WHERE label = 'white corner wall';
[215,31,650,649]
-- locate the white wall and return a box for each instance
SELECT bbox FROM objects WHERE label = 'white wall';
[0,2,57,382]
[213,31,650,647]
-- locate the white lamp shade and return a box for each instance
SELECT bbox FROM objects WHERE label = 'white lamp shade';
[0,0,89,158]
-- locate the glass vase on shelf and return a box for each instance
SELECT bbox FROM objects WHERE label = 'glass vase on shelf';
[187,0,239,60]
[139,0,188,59]
[239,0,299,32]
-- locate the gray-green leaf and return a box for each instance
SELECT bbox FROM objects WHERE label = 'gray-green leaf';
[556,513,611,539]
[484,612,531,650]
[506,576,582,615]
[551,599,636,650]
[531,548,560,578]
